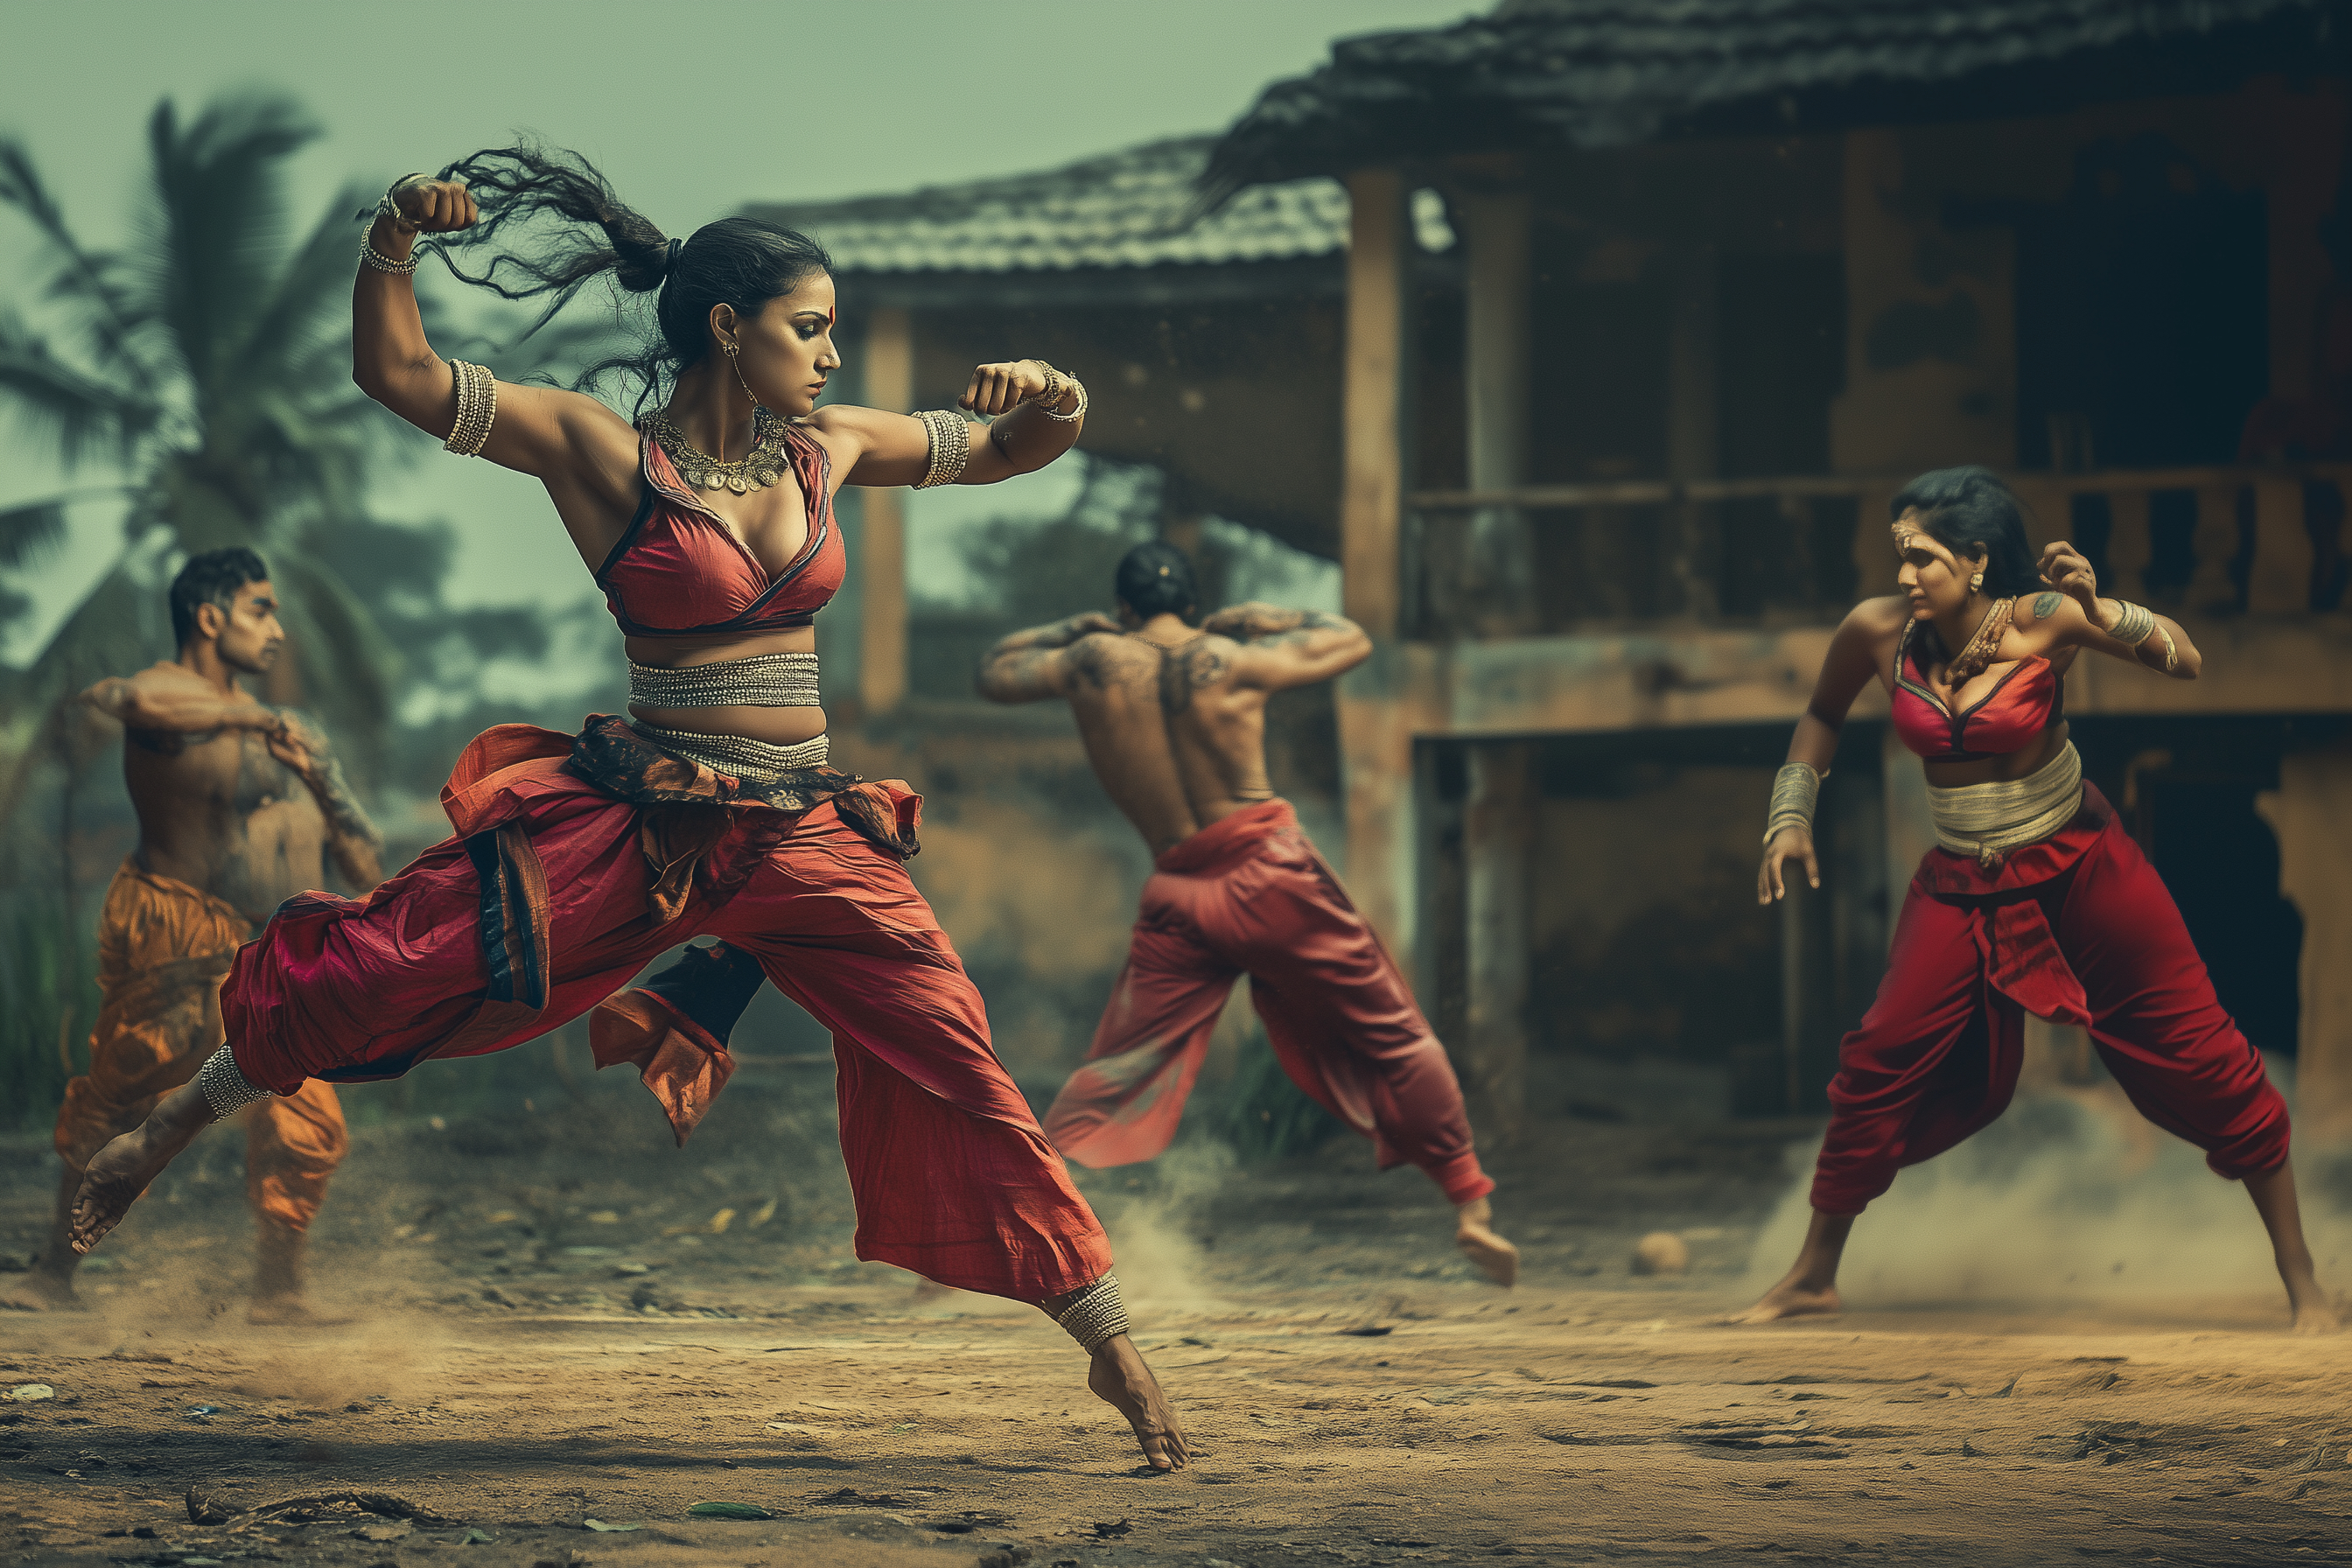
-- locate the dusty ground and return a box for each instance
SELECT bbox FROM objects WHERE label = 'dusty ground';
[4,1068,2350,1567]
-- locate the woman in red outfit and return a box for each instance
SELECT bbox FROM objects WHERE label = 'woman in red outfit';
[67,150,1189,1467]
[1735,466,2334,1331]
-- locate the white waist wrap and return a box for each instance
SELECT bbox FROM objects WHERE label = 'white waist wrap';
[1925,741,2083,866]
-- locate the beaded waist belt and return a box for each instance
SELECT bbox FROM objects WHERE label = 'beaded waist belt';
[632,721,829,782]
[1926,741,2083,868]
[628,651,819,709]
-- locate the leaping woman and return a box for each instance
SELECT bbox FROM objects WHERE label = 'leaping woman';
[65,149,1190,1466]
[1736,465,2334,1332]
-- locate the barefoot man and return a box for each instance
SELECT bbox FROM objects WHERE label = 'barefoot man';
[978,542,1516,1284]
[3,549,382,1322]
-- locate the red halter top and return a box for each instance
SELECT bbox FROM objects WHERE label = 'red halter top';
[597,423,845,639]
[1889,619,2060,762]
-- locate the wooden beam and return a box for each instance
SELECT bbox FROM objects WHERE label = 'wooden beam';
[1337,168,1414,958]
[861,306,912,717]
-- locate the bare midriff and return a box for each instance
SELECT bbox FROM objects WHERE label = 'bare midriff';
[623,625,826,746]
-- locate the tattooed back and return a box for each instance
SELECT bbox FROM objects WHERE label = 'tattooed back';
[1059,631,1280,855]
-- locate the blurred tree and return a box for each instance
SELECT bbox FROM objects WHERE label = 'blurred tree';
[0,92,408,817]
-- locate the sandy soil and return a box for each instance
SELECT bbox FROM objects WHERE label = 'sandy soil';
[4,1077,2349,1567]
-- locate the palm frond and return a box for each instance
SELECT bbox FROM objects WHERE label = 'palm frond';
[0,139,162,392]
[232,183,372,389]
[144,94,318,400]
[0,312,159,466]
[0,501,69,571]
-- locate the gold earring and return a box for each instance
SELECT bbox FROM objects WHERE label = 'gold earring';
[723,340,760,410]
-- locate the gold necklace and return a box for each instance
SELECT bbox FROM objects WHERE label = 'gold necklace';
[646,405,790,494]
[1945,597,2015,682]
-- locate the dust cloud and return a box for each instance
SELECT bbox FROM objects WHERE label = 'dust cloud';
[1088,1141,1237,1317]
[1739,1056,2352,1309]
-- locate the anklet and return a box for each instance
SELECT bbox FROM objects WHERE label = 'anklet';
[193,1047,276,1120]
[1052,1273,1130,1353]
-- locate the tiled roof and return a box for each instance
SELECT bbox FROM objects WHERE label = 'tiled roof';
[1206,0,2339,197]
[748,136,1353,276]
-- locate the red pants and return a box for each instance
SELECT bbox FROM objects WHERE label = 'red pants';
[1043,800,1493,1206]
[220,725,1111,1305]
[1813,787,2290,1214]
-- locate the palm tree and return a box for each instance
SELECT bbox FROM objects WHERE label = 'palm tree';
[0,91,404,821]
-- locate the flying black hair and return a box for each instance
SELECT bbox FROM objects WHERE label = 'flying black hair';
[1889,465,2041,598]
[170,547,270,649]
[1115,540,1201,624]
[417,141,832,412]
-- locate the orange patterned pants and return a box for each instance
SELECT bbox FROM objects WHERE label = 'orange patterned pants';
[53,860,345,1231]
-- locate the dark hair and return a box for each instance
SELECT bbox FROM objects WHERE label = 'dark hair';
[171,548,270,648]
[1116,541,1201,623]
[1889,466,2039,598]
[426,141,831,410]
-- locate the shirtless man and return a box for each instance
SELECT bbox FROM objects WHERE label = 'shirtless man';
[977,542,1516,1284]
[1,548,382,1321]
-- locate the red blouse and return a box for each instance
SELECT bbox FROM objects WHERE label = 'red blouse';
[1890,620,2060,762]
[597,423,844,639]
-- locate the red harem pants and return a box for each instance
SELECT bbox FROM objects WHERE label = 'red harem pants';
[1811,786,2290,1215]
[220,727,1113,1305]
[1043,799,1494,1206]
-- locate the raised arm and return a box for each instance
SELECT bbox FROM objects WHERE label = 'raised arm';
[80,664,284,736]
[818,359,1085,489]
[1759,598,1895,904]
[1199,603,1373,691]
[2026,541,2202,679]
[351,178,635,493]
[976,613,1123,704]
[267,714,386,893]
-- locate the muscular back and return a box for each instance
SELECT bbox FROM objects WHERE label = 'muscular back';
[980,605,1372,857]
[1059,633,1279,853]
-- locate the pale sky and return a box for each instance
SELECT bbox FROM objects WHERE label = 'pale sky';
[0,0,1473,661]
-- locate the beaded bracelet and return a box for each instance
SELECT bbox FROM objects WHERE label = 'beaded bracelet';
[359,233,420,276]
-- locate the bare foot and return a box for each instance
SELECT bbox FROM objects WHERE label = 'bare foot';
[1722,1280,1841,1325]
[0,1270,84,1312]
[68,1085,211,1255]
[1087,1336,1188,1473]
[2286,1273,2340,1336]
[1456,1219,1519,1287]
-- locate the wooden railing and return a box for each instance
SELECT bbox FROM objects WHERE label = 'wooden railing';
[1404,465,2352,640]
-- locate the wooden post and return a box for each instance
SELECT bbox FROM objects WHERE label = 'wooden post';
[1666,245,1721,620]
[2249,478,2313,615]
[1460,189,1534,635]
[2257,751,2352,1141]
[861,306,912,716]
[1336,169,1416,956]
[1466,740,1531,1142]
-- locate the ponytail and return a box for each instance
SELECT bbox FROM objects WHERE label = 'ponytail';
[421,139,831,410]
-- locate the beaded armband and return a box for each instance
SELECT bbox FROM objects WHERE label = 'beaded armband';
[193,1046,275,1120]
[1764,763,1826,847]
[1052,1273,1131,1354]
[914,409,971,489]
[445,360,496,457]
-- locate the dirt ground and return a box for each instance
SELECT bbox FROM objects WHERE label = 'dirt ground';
[4,1065,2351,1568]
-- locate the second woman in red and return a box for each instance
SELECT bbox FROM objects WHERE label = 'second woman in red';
[1733,466,2333,1333]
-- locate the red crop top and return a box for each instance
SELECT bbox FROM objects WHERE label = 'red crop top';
[1890,620,2060,762]
[597,423,845,639]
